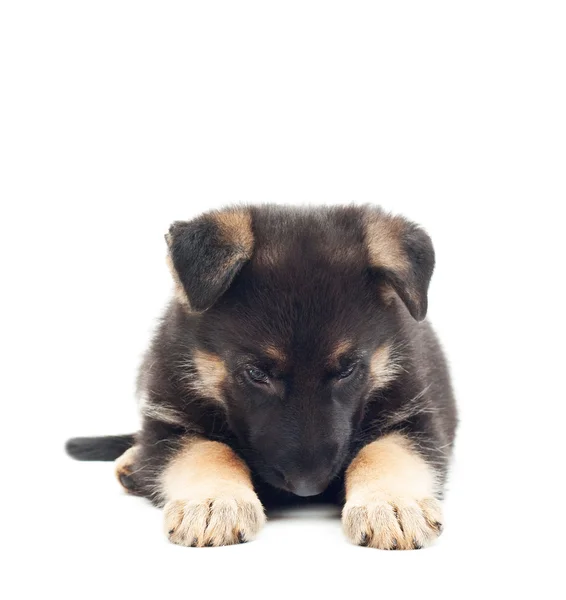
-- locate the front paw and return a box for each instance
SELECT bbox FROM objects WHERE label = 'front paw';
[164,490,266,547]
[342,493,443,550]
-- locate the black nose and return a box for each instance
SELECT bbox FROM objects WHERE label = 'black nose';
[271,441,340,496]
[286,477,328,497]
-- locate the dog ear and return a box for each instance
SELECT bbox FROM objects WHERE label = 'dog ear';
[364,208,435,321]
[166,208,254,312]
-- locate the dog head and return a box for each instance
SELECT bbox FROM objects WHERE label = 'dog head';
[166,205,434,496]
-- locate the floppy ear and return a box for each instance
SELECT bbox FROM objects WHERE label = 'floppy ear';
[166,208,254,312]
[364,208,435,321]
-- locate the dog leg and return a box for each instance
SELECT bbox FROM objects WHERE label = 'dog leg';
[160,437,265,547]
[342,432,443,549]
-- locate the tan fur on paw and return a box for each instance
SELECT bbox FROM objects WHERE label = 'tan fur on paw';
[342,493,443,550]
[114,445,140,494]
[164,489,265,547]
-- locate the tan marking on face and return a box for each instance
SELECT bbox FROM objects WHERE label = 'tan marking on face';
[212,209,254,256]
[342,433,442,550]
[330,340,353,365]
[191,350,228,403]
[115,445,140,494]
[370,343,402,389]
[263,344,286,363]
[365,211,409,275]
[161,437,266,547]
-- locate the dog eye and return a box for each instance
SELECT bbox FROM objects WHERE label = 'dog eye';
[337,363,357,380]
[245,366,270,384]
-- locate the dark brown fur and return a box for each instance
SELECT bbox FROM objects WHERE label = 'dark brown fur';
[67,204,457,548]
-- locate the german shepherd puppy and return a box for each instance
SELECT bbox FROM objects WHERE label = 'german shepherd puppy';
[66,204,457,549]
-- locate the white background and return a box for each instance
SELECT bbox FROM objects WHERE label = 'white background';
[1,2,565,598]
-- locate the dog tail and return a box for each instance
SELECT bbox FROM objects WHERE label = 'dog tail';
[65,434,136,461]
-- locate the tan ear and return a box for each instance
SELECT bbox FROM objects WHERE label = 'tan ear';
[364,208,435,321]
[166,208,254,312]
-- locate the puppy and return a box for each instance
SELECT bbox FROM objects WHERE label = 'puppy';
[67,204,457,549]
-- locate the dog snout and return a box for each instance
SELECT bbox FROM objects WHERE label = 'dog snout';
[274,440,340,496]
[285,475,328,497]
